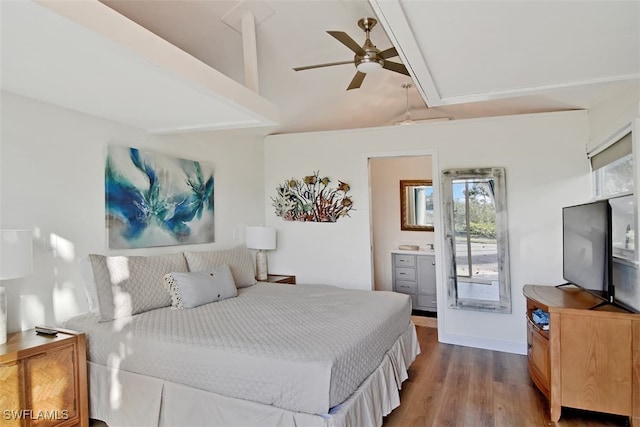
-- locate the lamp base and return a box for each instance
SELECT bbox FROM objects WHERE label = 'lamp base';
[255,250,268,281]
[0,286,6,345]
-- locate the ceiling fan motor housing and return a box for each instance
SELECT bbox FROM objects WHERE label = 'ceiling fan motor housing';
[358,17,378,32]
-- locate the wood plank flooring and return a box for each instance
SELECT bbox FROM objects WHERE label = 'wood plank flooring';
[383,325,630,427]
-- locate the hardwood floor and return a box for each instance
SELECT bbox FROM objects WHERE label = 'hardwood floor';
[383,325,630,427]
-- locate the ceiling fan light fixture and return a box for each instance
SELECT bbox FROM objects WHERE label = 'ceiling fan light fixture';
[356,59,383,74]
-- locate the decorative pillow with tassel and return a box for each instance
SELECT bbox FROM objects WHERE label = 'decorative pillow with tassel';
[163,264,237,309]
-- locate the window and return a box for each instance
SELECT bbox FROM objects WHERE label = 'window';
[592,132,634,198]
[591,131,636,263]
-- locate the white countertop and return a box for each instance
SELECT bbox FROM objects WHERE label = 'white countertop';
[391,249,435,256]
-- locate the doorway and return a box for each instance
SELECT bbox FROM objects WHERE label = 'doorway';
[368,155,435,294]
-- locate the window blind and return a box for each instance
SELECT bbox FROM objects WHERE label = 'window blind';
[591,132,632,170]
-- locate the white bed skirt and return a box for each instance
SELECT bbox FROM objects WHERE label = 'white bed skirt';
[87,321,420,427]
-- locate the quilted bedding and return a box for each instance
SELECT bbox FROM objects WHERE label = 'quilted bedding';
[65,283,412,415]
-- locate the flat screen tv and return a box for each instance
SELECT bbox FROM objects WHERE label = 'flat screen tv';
[562,200,613,304]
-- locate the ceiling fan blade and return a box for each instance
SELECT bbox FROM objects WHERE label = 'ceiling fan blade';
[293,60,354,72]
[378,47,398,59]
[383,61,410,76]
[347,71,366,90]
[327,31,365,56]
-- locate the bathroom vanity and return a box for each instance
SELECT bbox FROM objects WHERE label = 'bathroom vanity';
[391,250,437,312]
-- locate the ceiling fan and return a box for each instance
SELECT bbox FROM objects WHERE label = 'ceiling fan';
[293,17,410,90]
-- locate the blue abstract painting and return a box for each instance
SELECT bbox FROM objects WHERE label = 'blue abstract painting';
[106,146,214,249]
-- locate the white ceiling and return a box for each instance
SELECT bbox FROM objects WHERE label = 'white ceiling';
[2,1,639,135]
[1,0,279,134]
[99,0,639,134]
[374,0,640,105]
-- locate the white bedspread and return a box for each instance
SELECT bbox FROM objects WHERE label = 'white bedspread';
[65,283,412,415]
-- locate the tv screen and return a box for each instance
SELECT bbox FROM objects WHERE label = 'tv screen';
[562,200,612,302]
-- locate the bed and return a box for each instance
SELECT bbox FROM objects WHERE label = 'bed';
[66,246,420,427]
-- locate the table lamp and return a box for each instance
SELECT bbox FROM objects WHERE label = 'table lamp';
[0,229,33,344]
[245,226,276,281]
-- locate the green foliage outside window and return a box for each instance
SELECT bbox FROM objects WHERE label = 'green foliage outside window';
[453,183,497,240]
[598,155,633,197]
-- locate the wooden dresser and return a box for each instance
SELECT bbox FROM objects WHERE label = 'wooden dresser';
[0,328,88,427]
[523,284,639,426]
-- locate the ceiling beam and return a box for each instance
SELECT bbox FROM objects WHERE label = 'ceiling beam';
[221,0,275,95]
[368,0,442,107]
[241,12,259,93]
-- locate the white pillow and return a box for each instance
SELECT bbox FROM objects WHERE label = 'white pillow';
[184,244,256,288]
[163,265,237,309]
[89,252,189,321]
[79,257,100,316]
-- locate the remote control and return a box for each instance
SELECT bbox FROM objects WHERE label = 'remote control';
[35,326,58,336]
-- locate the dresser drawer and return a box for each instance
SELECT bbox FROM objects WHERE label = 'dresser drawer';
[395,267,416,282]
[395,280,417,294]
[393,254,416,267]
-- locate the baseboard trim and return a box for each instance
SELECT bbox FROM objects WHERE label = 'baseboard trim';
[438,331,527,355]
[411,309,436,318]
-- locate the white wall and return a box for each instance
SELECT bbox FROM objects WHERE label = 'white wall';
[0,91,266,333]
[369,156,433,291]
[264,111,591,354]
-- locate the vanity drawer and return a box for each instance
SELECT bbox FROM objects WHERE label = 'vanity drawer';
[395,280,417,294]
[395,267,416,282]
[393,254,416,267]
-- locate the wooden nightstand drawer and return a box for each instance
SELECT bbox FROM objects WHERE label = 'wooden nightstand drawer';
[265,274,296,285]
[0,361,24,427]
[0,328,88,427]
[26,344,77,426]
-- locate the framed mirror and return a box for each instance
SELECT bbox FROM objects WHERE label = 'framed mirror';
[400,180,434,231]
[441,168,511,313]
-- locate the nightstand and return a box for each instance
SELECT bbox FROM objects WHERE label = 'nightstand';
[265,274,296,285]
[0,327,89,427]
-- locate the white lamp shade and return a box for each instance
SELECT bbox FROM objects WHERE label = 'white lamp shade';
[245,226,276,251]
[0,229,33,280]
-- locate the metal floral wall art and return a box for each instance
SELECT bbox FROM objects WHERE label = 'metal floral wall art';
[272,171,354,222]
[105,146,214,249]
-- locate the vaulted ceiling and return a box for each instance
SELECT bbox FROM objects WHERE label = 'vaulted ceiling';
[100,0,640,134]
[2,1,638,135]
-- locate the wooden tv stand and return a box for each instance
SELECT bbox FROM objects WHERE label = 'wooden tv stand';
[523,284,639,425]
